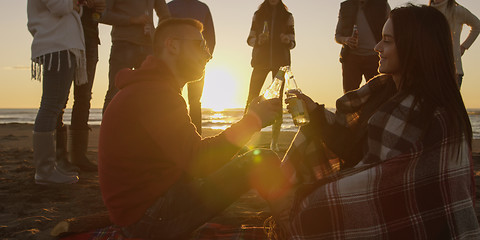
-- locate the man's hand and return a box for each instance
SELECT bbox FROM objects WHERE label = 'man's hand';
[344,36,358,49]
[246,96,282,128]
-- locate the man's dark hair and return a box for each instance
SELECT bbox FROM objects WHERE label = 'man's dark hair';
[153,18,204,56]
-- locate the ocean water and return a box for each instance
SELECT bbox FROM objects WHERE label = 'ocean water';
[0,108,479,139]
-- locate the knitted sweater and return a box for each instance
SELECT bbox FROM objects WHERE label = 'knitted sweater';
[27,0,87,85]
[100,0,170,46]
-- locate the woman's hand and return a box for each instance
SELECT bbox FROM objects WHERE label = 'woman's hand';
[280,33,290,44]
[285,90,317,114]
[257,33,269,45]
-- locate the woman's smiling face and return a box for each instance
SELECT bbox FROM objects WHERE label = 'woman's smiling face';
[374,18,401,79]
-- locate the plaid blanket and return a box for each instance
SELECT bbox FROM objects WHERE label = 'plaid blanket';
[282,78,480,239]
[60,223,268,240]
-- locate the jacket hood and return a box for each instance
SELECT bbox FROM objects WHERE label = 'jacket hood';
[115,55,177,90]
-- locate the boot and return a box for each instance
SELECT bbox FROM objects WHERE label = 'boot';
[56,126,79,174]
[33,131,79,184]
[70,128,97,172]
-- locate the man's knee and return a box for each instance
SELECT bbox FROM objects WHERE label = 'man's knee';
[240,149,292,199]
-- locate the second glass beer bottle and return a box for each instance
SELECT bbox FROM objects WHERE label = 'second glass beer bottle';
[285,67,310,126]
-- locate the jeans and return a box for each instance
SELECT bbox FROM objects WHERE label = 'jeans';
[187,76,204,134]
[70,42,98,130]
[103,41,152,113]
[34,51,75,132]
[123,149,283,240]
[341,54,379,93]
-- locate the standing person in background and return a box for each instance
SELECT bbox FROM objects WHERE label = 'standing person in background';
[27,0,86,184]
[62,0,105,173]
[335,0,390,93]
[167,0,216,135]
[100,0,170,113]
[245,0,295,152]
[429,0,480,88]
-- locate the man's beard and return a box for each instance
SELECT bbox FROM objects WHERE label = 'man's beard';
[176,52,206,82]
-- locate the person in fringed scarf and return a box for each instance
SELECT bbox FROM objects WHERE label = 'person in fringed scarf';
[263,4,479,239]
[27,0,88,184]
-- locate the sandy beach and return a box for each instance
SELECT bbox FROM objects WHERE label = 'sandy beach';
[0,123,479,239]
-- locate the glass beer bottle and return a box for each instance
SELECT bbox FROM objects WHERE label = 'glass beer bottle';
[285,67,310,126]
[262,67,286,100]
[263,21,270,39]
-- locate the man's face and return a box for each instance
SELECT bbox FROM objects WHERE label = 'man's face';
[175,26,212,82]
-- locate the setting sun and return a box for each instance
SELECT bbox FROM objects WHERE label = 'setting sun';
[195,64,245,111]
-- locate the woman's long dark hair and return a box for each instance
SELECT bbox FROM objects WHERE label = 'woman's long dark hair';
[257,0,289,17]
[390,4,472,146]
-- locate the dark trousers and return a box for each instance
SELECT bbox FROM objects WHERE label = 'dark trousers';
[103,41,152,113]
[123,149,285,240]
[341,54,379,93]
[187,76,204,134]
[67,42,98,130]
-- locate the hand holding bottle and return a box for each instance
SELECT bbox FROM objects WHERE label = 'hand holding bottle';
[258,21,270,45]
[284,90,317,115]
[284,67,310,126]
[246,96,282,128]
[258,33,269,45]
[345,24,358,49]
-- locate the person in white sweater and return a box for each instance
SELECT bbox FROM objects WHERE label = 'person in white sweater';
[429,0,480,88]
[27,0,87,184]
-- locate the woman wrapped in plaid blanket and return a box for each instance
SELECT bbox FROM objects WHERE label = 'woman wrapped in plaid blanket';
[270,4,479,239]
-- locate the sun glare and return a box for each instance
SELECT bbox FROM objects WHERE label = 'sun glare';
[199,65,244,111]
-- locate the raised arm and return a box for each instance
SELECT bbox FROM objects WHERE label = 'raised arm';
[460,6,480,54]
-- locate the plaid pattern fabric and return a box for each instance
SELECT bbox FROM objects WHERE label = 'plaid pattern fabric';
[190,223,267,240]
[284,85,480,238]
[61,224,268,240]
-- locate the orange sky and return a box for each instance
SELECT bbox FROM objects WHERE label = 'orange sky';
[1,0,479,109]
